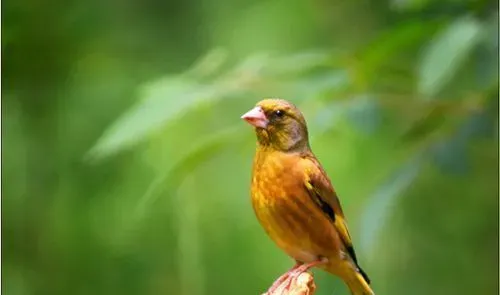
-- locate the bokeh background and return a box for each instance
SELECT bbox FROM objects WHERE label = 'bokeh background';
[3,0,499,294]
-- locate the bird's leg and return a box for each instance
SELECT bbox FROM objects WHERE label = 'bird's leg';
[291,257,328,275]
[266,262,302,294]
[283,257,328,290]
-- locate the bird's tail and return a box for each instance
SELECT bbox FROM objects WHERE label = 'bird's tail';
[344,267,374,295]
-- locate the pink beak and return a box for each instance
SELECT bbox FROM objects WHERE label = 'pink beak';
[241,106,269,128]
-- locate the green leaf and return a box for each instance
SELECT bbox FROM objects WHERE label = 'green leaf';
[400,106,448,143]
[87,77,224,160]
[418,16,483,98]
[361,20,438,74]
[474,16,499,91]
[359,154,423,254]
[185,48,228,79]
[264,50,333,76]
[133,125,246,220]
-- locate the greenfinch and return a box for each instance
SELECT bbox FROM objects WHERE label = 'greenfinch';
[242,99,374,295]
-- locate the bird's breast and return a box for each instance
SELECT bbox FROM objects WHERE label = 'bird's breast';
[250,150,339,262]
[251,153,290,202]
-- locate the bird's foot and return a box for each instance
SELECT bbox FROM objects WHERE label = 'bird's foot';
[265,263,302,294]
[282,257,328,291]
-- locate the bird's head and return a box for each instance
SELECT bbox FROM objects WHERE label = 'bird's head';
[241,98,310,152]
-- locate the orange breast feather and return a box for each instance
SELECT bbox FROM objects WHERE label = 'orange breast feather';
[250,149,341,264]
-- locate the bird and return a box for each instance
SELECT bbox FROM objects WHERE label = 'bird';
[241,98,374,295]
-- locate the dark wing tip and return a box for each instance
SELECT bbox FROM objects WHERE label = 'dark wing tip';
[347,245,371,284]
[357,265,371,284]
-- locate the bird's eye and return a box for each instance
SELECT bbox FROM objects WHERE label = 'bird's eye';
[274,110,285,118]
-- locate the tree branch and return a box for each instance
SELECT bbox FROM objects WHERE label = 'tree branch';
[262,272,316,295]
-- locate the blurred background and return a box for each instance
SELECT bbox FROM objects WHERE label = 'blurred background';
[2,0,499,294]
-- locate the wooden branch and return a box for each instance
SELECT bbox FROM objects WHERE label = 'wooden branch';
[262,272,316,295]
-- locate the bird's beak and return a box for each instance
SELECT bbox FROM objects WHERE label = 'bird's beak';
[241,106,269,128]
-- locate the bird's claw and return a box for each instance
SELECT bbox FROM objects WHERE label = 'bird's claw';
[265,258,327,294]
[267,273,291,293]
[265,271,316,295]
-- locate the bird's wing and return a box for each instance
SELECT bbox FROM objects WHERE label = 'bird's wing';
[301,154,359,265]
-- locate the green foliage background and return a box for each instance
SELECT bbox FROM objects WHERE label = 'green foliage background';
[3,0,499,294]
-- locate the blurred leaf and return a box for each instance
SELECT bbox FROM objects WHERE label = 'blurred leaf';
[359,154,423,254]
[186,48,229,79]
[308,96,367,135]
[459,109,496,139]
[475,44,499,91]
[474,17,499,91]
[230,53,272,78]
[308,100,349,135]
[400,105,448,143]
[292,70,350,99]
[430,138,469,174]
[87,77,223,159]
[345,20,440,94]
[430,108,496,174]
[359,20,438,76]
[263,50,333,77]
[308,94,381,139]
[133,125,246,221]
[345,95,381,134]
[418,16,483,98]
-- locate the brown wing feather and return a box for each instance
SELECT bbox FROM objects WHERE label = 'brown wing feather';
[301,153,370,283]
